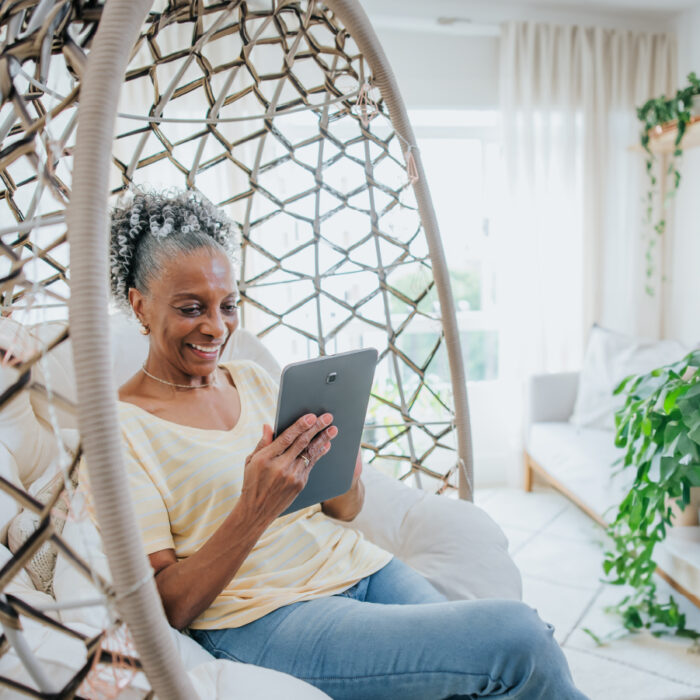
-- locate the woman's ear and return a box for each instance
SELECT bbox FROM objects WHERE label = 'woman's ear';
[128,287,148,328]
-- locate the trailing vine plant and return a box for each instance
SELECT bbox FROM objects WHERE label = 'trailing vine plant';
[594,349,700,645]
[637,72,700,296]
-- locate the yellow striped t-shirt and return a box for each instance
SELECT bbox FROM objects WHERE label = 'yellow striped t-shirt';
[81,359,391,629]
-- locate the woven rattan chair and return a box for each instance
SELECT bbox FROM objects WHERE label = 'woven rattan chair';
[0,1,492,696]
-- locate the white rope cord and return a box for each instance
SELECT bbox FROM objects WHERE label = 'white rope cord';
[67,0,197,695]
[113,570,154,602]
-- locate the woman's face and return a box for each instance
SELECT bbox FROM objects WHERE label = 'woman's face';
[130,247,239,379]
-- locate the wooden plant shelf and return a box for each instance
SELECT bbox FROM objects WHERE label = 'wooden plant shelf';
[645,115,700,154]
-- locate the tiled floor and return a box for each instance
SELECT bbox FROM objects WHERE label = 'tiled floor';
[475,485,700,700]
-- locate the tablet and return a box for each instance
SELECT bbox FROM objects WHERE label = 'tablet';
[273,348,378,516]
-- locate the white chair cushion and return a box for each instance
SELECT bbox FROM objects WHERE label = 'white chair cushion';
[0,328,61,487]
[397,494,522,601]
[0,444,22,543]
[0,544,93,698]
[342,464,425,555]
[187,659,331,699]
[341,465,522,601]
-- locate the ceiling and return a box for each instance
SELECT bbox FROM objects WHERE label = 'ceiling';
[485,0,699,9]
[360,0,699,34]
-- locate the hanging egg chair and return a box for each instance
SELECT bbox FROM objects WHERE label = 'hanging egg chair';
[0,1,484,696]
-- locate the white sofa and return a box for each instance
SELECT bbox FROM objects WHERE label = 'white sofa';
[524,369,632,524]
[523,326,700,605]
[0,314,521,698]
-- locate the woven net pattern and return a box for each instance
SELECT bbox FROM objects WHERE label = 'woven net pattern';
[0,0,460,695]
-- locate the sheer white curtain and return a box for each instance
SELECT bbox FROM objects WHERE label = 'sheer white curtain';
[490,22,676,486]
[499,22,677,383]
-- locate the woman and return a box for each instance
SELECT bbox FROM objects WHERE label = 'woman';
[90,188,588,699]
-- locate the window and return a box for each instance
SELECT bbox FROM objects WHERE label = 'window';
[410,109,502,382]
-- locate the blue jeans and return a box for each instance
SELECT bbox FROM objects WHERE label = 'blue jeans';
[190,558,588,699]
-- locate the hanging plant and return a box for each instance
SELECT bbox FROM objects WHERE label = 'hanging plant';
[592,349,700,645]
[637,72,700,296]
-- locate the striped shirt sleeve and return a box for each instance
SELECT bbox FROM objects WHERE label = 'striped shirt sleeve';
[77,440,174,555]
[122,445,174,555]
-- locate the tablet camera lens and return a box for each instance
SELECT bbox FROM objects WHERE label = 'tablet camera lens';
[326,372,337,384]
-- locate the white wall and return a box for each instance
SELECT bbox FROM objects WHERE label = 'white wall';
[667,6,700,346]
[374,31,499,109]
[360,0,679,112]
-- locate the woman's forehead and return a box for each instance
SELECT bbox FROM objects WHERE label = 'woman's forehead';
[154,248,237,295]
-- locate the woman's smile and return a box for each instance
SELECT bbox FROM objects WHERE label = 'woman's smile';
[187,341,223,360]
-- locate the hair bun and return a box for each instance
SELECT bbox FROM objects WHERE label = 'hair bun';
[109,187,236,309]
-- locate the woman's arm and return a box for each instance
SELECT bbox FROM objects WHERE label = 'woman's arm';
[150,413,336,630]
[321,450,364,522]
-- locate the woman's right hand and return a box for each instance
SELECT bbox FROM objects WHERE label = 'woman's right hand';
[239,413,337,527]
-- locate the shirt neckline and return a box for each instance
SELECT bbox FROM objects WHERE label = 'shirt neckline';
[118,361,247,435]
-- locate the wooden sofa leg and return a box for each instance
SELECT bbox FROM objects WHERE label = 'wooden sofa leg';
[523,452,533,492]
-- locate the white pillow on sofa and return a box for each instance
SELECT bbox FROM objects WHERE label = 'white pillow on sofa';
[570,325,687,431]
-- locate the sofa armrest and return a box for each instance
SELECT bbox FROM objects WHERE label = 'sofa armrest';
[526,371,580,426]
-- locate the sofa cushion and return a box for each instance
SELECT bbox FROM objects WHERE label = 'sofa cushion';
[570,325,687,431]
[528,421,633,520]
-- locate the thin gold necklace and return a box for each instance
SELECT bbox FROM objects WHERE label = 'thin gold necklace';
[141,364,219,389]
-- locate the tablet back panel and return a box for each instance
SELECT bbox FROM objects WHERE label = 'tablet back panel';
[274,348,378,516]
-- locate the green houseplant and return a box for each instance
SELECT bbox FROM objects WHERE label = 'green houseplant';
[598,349,700,643]
[637,72,700,295]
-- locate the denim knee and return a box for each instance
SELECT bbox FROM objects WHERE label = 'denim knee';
[506,600,556,654]
[476,601,557,669]
[494,600,576,690]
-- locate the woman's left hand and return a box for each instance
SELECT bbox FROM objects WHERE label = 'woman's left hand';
[351,449,363,485]
[321,448,365,522]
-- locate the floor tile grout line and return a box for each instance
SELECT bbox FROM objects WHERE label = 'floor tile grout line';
[510,504,571,557]
[565,643,700,689]
[519,571,604,592]
[561,583,605,647]
[487,488,700,693]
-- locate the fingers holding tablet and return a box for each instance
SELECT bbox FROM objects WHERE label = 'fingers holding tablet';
[301,423,338,468]
[271,413,329,456]
[240,414,338,523]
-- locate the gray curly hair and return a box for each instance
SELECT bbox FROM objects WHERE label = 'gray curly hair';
[109,188,238,310]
